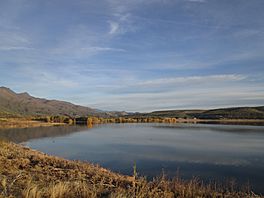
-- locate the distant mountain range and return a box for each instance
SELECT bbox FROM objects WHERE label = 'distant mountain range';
[1,86,263,119]
[0,87,127,118]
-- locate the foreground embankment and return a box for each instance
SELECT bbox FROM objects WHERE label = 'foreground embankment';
[0,140,262,198]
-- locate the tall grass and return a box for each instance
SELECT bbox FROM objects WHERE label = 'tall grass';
[17,176,261,198]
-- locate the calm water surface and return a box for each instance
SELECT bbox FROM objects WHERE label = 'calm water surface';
[1,123,264,193]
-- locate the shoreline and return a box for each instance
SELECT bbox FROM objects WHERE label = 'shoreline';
[1,117,264,130]
[0,140,132,197]
[0,118,65,129]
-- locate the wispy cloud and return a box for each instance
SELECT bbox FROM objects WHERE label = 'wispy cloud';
[137,74,246,87]
[95,74,247,96]
[0,31,31,48]
[81,47,126,52]
[0,46,34,51]
[148,50,264,70]
[107,0,137,36]
[91,85,264,112]
[86,73,263,111]
[48,24,127,58]
[109,21,119,34]
[108,14,136,35]
[16,66,79,89]
[233,29,264,38]
[186,0,206,3]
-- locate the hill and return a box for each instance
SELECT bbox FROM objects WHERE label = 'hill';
[132,107,264,120]
[0,87,105,117]
[193,106,264,119]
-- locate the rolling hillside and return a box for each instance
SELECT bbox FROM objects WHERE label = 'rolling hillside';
[0,87,102,117]
[133,107,264,119]
[193,106,264,119]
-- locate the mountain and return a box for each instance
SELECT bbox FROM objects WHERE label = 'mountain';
[0,87,105,117]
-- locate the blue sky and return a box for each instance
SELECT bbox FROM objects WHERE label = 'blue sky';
[0,0,264,112]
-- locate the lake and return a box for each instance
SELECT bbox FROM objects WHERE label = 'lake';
[1,123,264,193]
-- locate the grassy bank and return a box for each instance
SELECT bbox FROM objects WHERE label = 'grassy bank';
[0,140,261,198]
[0,118,65,129]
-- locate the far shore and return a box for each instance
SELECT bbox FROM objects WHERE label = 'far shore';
[1,117,264,129]
[0,118,65,129]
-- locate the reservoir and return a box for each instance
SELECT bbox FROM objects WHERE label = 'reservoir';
[1,123,264,193]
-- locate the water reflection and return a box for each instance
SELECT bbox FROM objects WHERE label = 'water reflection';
[153,123,264,134]
[0,125,87,143]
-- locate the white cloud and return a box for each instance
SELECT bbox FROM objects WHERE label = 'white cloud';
[90,86,264,112]
[148,50,264,70]
[86,74,264,112]
[0,31,31,51]
[107,0,137,36]
[85,74,247,96]
[16,66,79,89]
[137,74,246,87]
[0,46,33,51]
[186,0,206,3]
[109,21,120,34]
[49,24,116,58]
[81,46,126,52]
[233,29,263,38]
[107,16,137,36]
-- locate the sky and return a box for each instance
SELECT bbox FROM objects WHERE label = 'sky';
[0,0,264,112]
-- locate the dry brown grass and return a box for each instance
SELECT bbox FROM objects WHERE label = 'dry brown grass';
[0,118,64,129]
[0,140,262,198]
